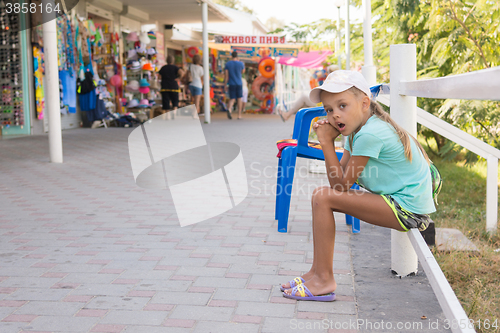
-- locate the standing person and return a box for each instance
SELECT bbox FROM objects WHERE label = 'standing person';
[280,70,436,301]
[224,51,245,120]
[158,55,184,114]
[188,54,204,115]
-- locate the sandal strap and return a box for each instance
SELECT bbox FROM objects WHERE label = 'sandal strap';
[293,284,313,298]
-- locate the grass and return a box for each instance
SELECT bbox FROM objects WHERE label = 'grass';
[420,136,500,332]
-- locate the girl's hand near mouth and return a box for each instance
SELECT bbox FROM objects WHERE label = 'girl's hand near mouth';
[313,118,341,145]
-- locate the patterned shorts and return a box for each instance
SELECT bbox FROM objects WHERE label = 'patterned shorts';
[381,195,433,232]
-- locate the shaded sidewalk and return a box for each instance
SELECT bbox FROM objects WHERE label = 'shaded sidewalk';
[0,113,449,332]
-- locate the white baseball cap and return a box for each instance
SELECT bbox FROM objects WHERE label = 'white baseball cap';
[309,70,371,103]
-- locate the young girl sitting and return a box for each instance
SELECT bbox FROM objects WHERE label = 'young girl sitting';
[281,70,436,301]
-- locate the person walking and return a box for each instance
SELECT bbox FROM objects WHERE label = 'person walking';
[158,55,184,114]
[188,54,205,115]
[224,51,245,119]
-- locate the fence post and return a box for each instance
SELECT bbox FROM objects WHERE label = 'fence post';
[486,156,498,234]
[390,44,418,276]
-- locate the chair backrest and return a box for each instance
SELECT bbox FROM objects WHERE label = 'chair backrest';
[292,107,326,148]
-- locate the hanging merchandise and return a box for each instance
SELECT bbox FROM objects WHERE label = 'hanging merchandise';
[77,70,97,111]
[0,8,24,127]
[33,46,44,120]
[139,32,151,45]
[126,32,139,42]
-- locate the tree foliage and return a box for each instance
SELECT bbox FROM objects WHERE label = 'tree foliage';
[370,0,500,161]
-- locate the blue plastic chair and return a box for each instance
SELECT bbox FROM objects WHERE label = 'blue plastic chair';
[275,106,361,233]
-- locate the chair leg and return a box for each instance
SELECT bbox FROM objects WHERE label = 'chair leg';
[345,183,361,234]
[277,147,297,233]
[275,157,283,221]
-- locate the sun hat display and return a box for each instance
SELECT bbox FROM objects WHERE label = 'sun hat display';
[139,32,151,45]
[126,32,139,42]
[309,70,372,103]
[138,99,150,107]
[127,99,139,108]
[129,61,141,71]
[142,63,154,71]
[139,78,150,87]
[126,80,139,92]
[147,31,156,40]
[139,86,150,94]
[127,49,138,60]
[135,47,147,57]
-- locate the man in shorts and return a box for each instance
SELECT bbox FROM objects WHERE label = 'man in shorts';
[224,51,245,119]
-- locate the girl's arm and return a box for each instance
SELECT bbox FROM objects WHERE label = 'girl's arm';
[321,139,369,191]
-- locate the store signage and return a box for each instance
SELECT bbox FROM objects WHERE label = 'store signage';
[226,46,299,59]
[214,35,286,44]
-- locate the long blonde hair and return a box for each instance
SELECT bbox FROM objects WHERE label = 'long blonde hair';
[348,87,430,164]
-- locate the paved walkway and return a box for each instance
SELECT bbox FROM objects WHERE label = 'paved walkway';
[0,112,449,332]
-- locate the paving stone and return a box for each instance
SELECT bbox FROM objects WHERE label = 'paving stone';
[84,296,150,311]
[169,305,234,321]
[192,321,260,333]
[213,288,270,302]
[192,277,248,289]
[14,301,83,316]
[262,317,329,333]
[150,292,211,306]
[28,315,99,332]
[235,301,296,318]
[99,310,167,326]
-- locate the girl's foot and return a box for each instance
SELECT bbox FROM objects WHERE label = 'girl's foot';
[283,275,337,297]
[281,271,314,290]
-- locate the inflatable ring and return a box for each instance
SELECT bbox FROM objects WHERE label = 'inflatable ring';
[251,75,274,101]
[258,57,275,78]
[187,46,199,58]
[261,94,275,114]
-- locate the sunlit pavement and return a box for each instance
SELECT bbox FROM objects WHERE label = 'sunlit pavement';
[0,112,448,332]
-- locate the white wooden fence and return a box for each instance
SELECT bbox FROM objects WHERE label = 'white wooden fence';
[380,44,500,333]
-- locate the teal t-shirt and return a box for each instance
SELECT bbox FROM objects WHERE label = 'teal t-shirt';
[345,115,436,214]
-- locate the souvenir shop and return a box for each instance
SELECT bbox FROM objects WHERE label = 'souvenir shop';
[0,2,162,136]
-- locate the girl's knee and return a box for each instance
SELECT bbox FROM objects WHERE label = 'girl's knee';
[312,187,339,207]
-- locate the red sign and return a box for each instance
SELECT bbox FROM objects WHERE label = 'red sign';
[214,35,286,44]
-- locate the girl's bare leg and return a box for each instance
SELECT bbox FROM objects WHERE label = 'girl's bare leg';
[194,95,202,114]
[281,187,326,290]
[285,187,404,296]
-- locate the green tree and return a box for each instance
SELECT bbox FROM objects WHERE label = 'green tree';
[370,0,500,160]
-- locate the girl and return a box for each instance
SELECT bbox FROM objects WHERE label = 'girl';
[188,54,204,115]
[281,70,436,301]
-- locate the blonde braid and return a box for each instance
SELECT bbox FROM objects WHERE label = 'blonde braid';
[347,87,430,164]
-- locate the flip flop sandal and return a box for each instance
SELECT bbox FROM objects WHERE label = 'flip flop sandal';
[280,276,305,292]
[283,284,336,302]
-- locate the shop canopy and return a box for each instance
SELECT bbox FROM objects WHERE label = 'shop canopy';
[278,50,333,68]
[119,0,232,25]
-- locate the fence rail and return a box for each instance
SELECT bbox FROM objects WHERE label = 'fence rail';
[386,44,500,333]
[399,67,500,101]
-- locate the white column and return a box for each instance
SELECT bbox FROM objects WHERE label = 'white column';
[42,0,63,163]
[336,6,341,69]
[202,2,211,123]
[345,0,350,70]
[486,155,498,234]
[361,0,376,85]
[390,44,418,276]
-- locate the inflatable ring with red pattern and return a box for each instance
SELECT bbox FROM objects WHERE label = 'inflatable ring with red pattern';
[187,46,199,58]
[251,75,274,101]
